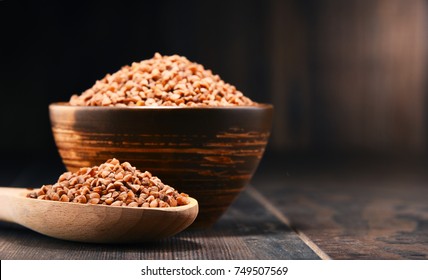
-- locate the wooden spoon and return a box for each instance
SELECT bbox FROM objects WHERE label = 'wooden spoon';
[0,187,198,243]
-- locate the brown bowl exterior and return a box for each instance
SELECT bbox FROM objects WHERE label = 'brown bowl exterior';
[49,103,273,227]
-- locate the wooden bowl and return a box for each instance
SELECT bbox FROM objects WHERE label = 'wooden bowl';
[49,103,273,227]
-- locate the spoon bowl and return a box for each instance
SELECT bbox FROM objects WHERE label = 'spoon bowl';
[0,187,198,243]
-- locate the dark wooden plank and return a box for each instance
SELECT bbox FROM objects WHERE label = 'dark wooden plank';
[0,189,319,260]
[311,0,428,155]
[0,158,320,259]
[252,159,428,259]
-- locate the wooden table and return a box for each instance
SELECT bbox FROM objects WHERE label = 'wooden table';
[1,154,427,259]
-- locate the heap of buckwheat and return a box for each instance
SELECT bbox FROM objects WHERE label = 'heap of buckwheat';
[69,53,255,107]
[26,158,190,207]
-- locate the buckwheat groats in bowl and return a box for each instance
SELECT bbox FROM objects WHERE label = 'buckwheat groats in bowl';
[50,53,273,227]
[69,53,255,107]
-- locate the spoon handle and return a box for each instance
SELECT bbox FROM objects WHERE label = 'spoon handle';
[0,187,27,223]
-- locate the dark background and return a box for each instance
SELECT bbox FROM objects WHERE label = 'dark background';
[1,0,428,165]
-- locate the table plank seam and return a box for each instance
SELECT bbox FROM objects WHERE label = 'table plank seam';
[247,186,332,260]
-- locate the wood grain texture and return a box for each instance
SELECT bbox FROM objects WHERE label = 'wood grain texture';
[313,0,428,154]
[49,103,273,227]
[252,157,428,259]
[0,189,319,260]
[5,155,426,259]
[268,0,312,152]
[269,0,428,157]
[0,187,198,243]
